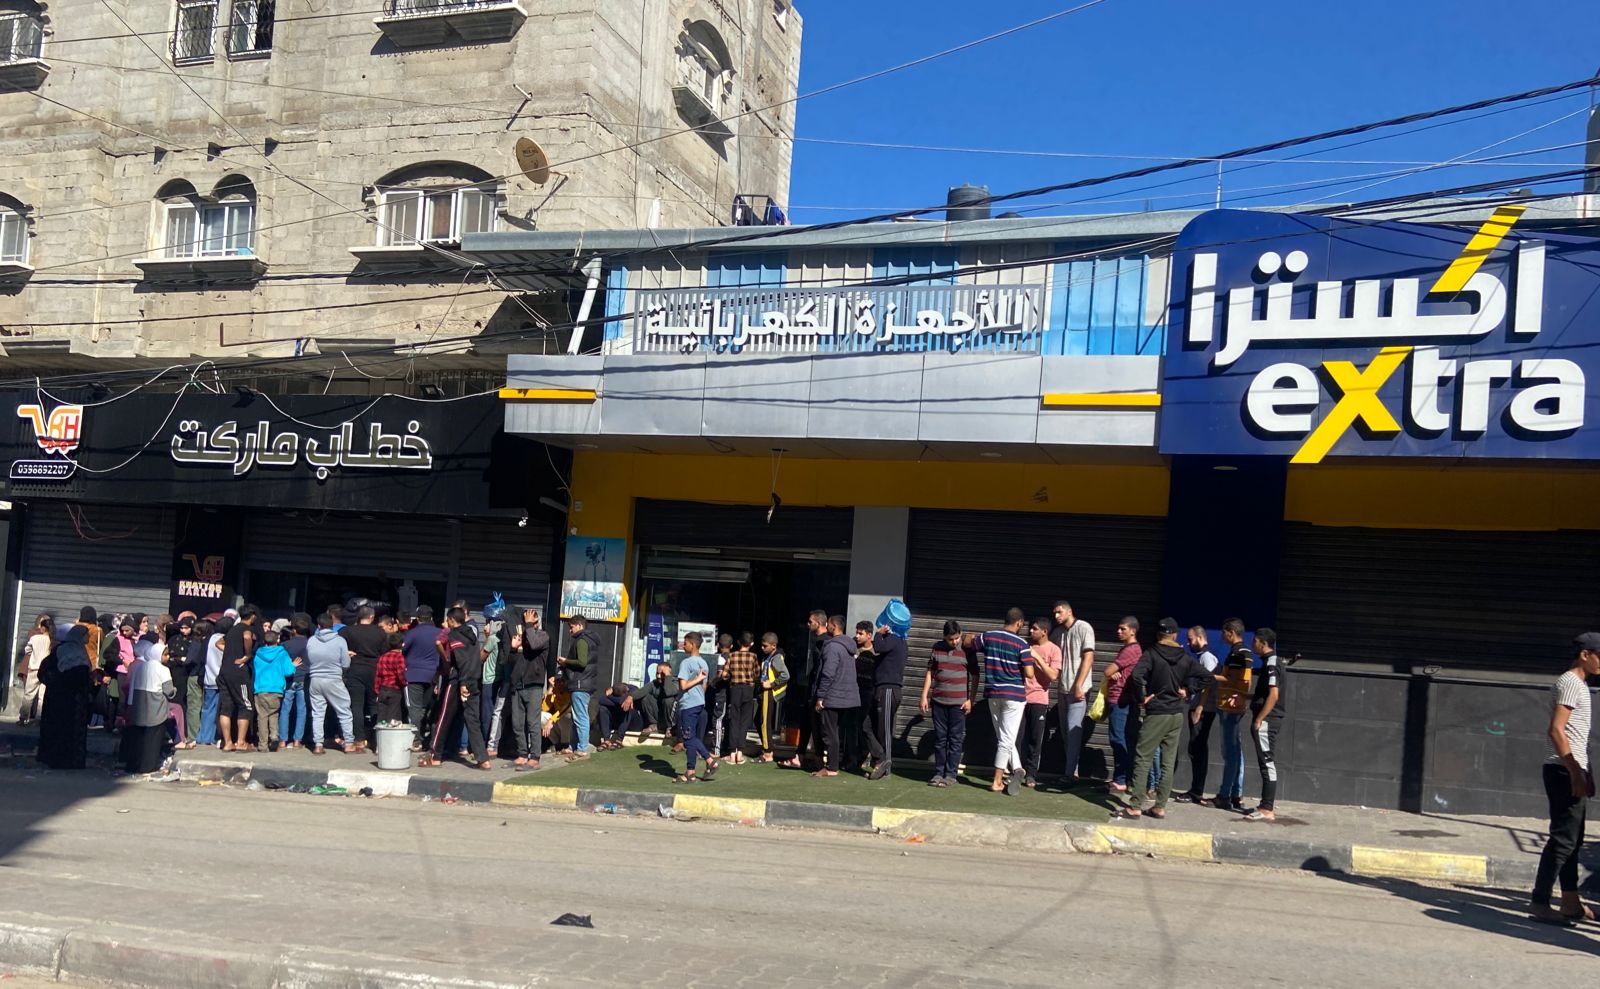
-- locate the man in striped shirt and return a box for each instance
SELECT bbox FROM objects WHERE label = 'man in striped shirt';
[972,608,1035,796]
[919,620,977,787]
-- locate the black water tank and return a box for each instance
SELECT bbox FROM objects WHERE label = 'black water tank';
[946,184,991,222]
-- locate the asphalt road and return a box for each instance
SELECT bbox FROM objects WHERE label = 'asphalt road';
[0,767,1595,988]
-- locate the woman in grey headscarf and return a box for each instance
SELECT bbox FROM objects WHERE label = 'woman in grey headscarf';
[37,625,93,770]
[121,632,176,774]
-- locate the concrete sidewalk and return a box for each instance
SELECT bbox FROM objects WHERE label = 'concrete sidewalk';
[4,722,1594,892]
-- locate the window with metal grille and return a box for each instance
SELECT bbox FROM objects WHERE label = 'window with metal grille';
[389,0,512,12]
[0,8,43,63]
[172,0,218,64]
[0,206,28,264]
[227,0,273,56]
[376,187,495,246]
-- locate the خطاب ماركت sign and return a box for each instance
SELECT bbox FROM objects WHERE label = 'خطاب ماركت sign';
[1158,209,1596,463]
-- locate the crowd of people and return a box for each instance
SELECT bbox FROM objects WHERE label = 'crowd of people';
[19,599,605,775]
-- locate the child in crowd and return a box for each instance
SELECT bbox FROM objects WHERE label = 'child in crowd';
[374,631,407,724]
[250,630,297,753]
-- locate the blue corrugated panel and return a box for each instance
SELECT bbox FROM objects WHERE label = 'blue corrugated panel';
[1045,251,1164,356]
[868,248,960,353]
[602,264,629,340]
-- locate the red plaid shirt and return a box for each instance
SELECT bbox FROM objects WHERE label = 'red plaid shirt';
[375,649,407,690]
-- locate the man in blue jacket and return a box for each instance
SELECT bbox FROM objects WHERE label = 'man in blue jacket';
[811,615,860,778]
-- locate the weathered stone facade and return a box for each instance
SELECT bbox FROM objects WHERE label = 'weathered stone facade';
[0,0,801,375]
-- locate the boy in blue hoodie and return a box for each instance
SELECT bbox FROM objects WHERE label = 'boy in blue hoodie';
[252,630,298,753]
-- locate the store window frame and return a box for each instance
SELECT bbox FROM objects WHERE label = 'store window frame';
[226,0,274,59]
[172,0,219,65]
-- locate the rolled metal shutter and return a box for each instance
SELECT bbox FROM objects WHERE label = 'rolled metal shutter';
[15,502,176,654]
[1278,522,1600,673]
[455,518,554,619]
[241,512,451,582]
[897,508,1164,761]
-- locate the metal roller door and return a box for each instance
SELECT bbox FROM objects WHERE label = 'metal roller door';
[1278,523,1600,673]
[897,508,1165,761]
[634,499,853,551]
[242,513,451,583]
[455,518,555,619]
[15,502,176,655]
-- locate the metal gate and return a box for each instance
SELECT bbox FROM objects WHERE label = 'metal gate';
[14,502,176,656]
[241,512,451,584]
[455,518,555,619]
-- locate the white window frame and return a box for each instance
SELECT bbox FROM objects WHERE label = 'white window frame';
[0,9,44,64]
[227,0,273,58]
[0,207,28,265]
[173,0,219,65]
[376,186,495,247]
[163,197,255,259]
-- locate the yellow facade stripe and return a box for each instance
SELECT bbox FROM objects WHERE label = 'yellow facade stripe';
[1428,204,1527,295]
[1350,845,1488,884]
[490,783,579,808]
[1041,392,1162,408]
[1094,825,1215,861]
[674,794,767,822]
[498,387,598,402]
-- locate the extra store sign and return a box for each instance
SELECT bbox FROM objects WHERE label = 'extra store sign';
[1159,209,1596,462]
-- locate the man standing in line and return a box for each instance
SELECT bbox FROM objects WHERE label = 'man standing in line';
[1530,633,1598,925]
[721,632,760,763]
[864,618,908,781]
[401,605,440,751]
[1021,617,1062,789]
[1207,618,1253,811]
[279,615,310,749]
[508,608,550,769]
[1120,618,1208,819]
[339,605,387,753]
[1102,617,1143,794]
[1244,627,1285,822]
[446,607,491,770]
[755,632,790,763]
[972,608,1036,796]
[1050,601,1095,785]
[1174,625,1220,804]
[782,610,831,770]
[217,605,259,752]
[561,615,601,759]
[671,631,719,783]
[919,620,976,787]
[305,612,355,756]
[811,615,859,778]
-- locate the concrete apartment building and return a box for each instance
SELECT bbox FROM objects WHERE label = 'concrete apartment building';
[0,0,802,380]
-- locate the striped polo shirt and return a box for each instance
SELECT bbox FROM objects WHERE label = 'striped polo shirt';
[928,642,975,706]
[975,629,1030,703]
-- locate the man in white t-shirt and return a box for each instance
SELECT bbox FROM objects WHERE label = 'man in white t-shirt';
[1050,601,1095,782]
[1530,632,1598,925]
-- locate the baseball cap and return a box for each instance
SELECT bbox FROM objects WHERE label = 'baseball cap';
[1574,632,1600,652]
[1157,617,1180,636]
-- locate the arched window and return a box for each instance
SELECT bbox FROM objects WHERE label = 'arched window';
[0,1,45,64]
[159,175,256,259]
[676,20,733,119]
[0,193,29,265]
[371,161,498,247]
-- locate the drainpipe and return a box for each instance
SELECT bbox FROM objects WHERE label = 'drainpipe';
[568,257,604,355]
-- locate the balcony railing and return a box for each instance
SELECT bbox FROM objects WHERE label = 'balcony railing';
[0,11,47,88]
[377,0,527,47]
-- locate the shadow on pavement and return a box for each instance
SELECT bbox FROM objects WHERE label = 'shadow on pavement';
[1321,872,1600,956]
[0,724,126,867]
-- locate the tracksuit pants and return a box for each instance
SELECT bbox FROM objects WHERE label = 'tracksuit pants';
[1252,716,1281,810]
[865,685,901,769]
[1022,701,1050,780]
[758,685,787,753]
[1532,763,1590,908]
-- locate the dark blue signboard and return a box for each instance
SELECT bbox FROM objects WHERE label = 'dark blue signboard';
[1159,209,1600,462]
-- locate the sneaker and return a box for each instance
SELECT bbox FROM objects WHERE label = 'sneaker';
[869,763,890,781]
[1023,775,1039,789]
[1004,770,1022,797]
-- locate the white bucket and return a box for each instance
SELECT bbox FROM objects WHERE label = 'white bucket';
[375,722,415,771]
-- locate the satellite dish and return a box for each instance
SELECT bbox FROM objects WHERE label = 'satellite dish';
[514,137,550,185]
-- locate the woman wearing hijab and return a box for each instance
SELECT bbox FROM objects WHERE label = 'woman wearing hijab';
[122,631,176,774]
[37,625,93,770]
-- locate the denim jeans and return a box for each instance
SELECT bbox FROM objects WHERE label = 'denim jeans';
[279,684,307,746]
[1216,712,1246,800]
[196,686,220,745]
[931,703,966,779]
[677,703,711,771]
[569,690,592,753]
[1107,704,1132,786]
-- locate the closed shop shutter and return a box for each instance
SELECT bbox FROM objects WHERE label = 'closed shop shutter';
[16,502,175,654]
[897,508,1164,762]
[241,513,451,582]
[1278,523,1600,673]
[455,518,555,618]
[634,499,853,552]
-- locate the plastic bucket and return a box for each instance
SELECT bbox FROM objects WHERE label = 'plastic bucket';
[375,723,415,771]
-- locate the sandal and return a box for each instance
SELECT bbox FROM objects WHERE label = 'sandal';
[1122,807,1143,818]
[672,774,697,784]
[1532,906,1577,927]
[476,762,494,771]
[1242,809,1275,822]
[779,756,803,769]
[1148,808,1167,819]
[702,759,720,780]
[1561,903,1596,923]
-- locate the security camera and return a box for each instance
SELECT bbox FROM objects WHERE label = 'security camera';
[517,515,529,528]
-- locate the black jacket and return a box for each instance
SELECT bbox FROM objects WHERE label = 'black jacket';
[448,624,483,687]
[1128,642,1207,717]
[509,625,551,689]
[562,628,601,693]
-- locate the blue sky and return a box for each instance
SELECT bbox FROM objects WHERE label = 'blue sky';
[785,0,1598,223]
